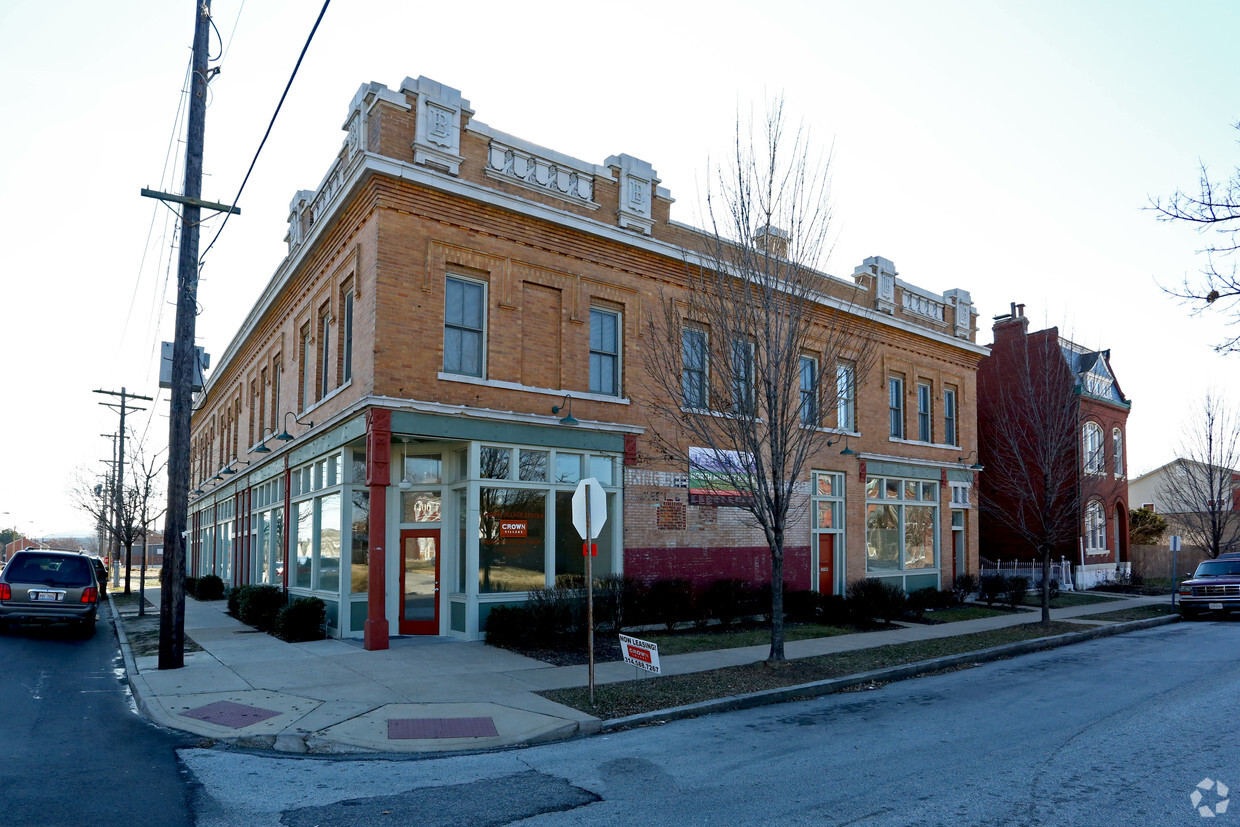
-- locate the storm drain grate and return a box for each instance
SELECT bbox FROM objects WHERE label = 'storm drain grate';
[387,717,499,739]
[182,700,282,729]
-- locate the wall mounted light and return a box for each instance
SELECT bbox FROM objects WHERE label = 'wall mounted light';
[276,411,314,442]
[254,428,276,453]
[552,394,578,426]
[827,433,855,456]
[957,450,983,471]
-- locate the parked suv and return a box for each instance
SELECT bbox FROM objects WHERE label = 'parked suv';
[0,549,100,636]
[1179,552,1240,619]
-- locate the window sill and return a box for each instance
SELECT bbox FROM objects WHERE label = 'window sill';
[438,372,630,405]
[300,379,353,419]
[887,437,961,451]
[679,405,760,422]
[1084,549,1110,557]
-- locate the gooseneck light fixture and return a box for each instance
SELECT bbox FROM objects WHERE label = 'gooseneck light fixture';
[827,433,855,456]
[957,450,983,471]
[254,428,276,454]
[276,411,314,442]
[552,394,578,426]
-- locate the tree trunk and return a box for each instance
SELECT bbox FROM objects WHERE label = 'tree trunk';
[768,541,786,662]
[1040,548,1051,624]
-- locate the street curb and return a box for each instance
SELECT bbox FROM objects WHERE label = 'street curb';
[600,614,1181,731]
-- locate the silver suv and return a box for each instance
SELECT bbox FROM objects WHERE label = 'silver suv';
[0,549,100,636]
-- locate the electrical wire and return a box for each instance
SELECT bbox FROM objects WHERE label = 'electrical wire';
[198,0,331,267]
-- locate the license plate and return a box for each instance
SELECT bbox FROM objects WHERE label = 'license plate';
[1210,602,1225,610]
[31,591,64,602]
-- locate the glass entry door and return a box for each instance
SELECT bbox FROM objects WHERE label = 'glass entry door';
[400,529,440,635]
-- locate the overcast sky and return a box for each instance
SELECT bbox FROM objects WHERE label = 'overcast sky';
[1,0,1237,537]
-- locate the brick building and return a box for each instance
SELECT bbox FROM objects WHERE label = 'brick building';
[976,304,1131,587]
[186,75,985,646]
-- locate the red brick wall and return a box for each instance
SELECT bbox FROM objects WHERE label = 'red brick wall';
[625,544,813,590]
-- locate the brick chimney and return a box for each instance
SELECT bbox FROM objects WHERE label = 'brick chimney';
[754,225,789,258]
[992,301,1030,343]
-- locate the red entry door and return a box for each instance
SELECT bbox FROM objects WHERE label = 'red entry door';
[400,529,440,635]
[818,534,835,595]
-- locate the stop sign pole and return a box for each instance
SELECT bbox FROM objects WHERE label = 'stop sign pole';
[573,478,606,706]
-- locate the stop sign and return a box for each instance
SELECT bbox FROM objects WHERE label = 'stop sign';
[572,477,607,539]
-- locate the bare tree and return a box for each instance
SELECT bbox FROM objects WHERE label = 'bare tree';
[978,330,1097,623]
[641,101,873,662]
[1150,122,1240,353]
[71,438,167,594]
[1158,393,1240,558]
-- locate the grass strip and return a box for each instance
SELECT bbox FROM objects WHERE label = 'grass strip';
[541,620,1083,720]
[645,623,853,655]
[1084,604,1178,623]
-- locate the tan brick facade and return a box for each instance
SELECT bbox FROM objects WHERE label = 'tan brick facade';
[187,76,985,641]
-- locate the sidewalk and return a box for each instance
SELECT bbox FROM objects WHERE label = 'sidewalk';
[113,589,1177,754]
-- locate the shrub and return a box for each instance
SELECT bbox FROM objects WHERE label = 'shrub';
[702,579,751,629]
[526,585,584,640]
[592,575,632,633]
[196,574,225,601]
[847,578,906,626]
[978,574,1007,607]
[648,578,694,632]
[238,584,285,631]
[784,589,819,624]
[819,593,850,627]
[952,573,978,605]
[274,596,326,642]
[227,584,248,618]
[907,587,939,620]
[1004,575,1029,610]
[754,581,794,624]
[184,576,199,599]
[1048,578,1062,600]
[485,603,534,648]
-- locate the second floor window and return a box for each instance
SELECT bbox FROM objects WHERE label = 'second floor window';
[1113,428,1124,476]
[444,276,485,377]
[1083,422,1104,474]
[917,382,932,442]
[800,357,818,425]
[889,376,904,439]
[944,387,957,446]
[589,308,619,395]
[730,338,754,415]
[837,362,855,431]
[300,326,313,411]
[319,311,331,399]
[682,328,707,409]
[342,290,354,384]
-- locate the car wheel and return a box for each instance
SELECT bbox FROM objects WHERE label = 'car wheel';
[78,618,96,639]
[1181,607,1201,621]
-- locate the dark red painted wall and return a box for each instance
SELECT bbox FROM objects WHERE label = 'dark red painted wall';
[625,544,813,590]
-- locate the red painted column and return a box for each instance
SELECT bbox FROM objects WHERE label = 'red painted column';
[364,408,391,650]
[282,455,291,591]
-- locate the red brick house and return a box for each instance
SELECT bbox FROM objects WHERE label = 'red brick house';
[977,304,1131,587]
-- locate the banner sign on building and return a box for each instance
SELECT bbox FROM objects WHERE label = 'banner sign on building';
[688,447,754,506]
[618,634,661,674]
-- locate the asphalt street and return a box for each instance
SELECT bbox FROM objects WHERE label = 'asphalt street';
[0,610,195,826]
[182,620,1239,826]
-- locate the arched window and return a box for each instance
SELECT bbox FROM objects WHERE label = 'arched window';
[1112,428,1124,476]
[1082,422,1104,474]
[1085,500,1107,552]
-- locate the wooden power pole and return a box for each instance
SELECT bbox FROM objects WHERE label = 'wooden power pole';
[155,0,216,670]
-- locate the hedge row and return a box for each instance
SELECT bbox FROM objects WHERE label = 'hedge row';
[185,577,326,643]
[486,575,980,648]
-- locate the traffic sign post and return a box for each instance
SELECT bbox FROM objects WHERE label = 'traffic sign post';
[1170,535,1182,606]
[572,478,607,706]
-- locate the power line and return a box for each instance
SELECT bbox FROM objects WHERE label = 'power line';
[198,0,331,266]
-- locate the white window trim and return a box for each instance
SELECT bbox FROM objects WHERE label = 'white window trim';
[437,372,630,406]
[444,274,488,379]
[589,306,622,397]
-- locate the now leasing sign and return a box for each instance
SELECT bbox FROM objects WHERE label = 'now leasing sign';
[618,634,661,674]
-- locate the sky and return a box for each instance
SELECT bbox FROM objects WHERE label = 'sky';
[1,0,1237,537]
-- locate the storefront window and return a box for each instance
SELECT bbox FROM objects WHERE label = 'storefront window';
[317,493,341,592]
[401,492,442,522]
[404,454,442,485]
[519,450,548,482]
[351,490,368,594]
[554,491,614,584]
[294,500,313,588]
[258,512,269,584]
[456,490,467,593]
[351,448,367,484]
[481,447,511,480]
[865,504,900,570]
[589,456,613,486]
[272,507,284,584]
[478,488,546,593]
[865,476,939,575]
[555,453,581,484]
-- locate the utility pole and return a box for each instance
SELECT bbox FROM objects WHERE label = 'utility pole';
[96,387,152,594]
[99,433,119,587]
[151,0,221,670]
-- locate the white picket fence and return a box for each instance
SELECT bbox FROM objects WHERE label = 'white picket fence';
[978,559,1076,592]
